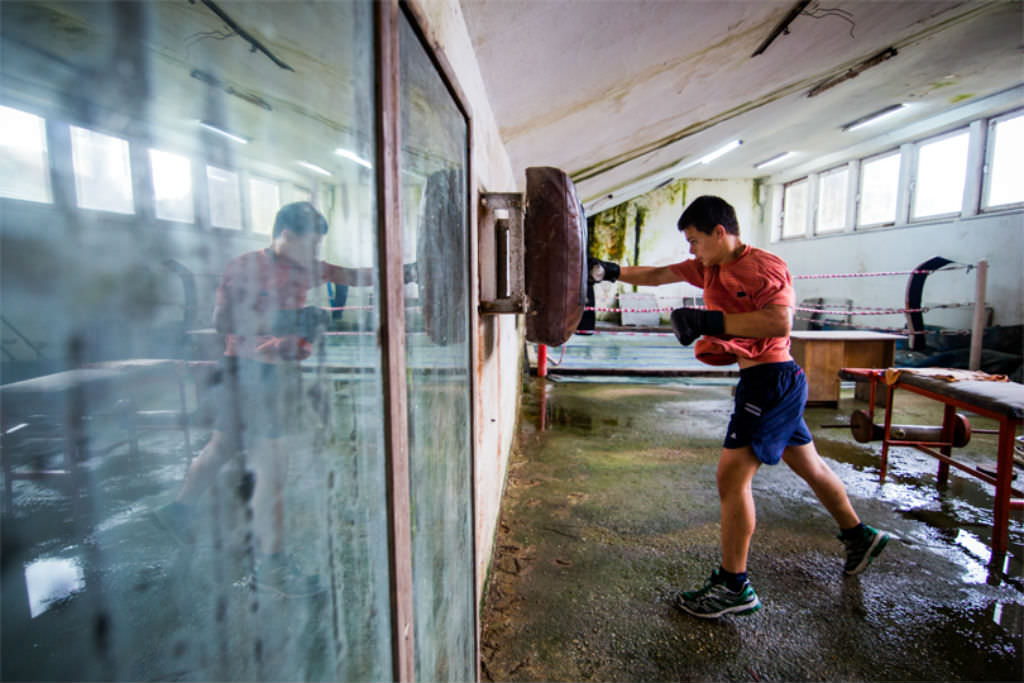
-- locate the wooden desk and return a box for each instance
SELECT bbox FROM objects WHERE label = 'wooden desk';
[791,331,905,406]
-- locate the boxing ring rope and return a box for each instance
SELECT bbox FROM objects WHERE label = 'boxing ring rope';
[535,259,990,377]
[309,260,989,375]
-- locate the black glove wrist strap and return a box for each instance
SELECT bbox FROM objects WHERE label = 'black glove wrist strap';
[701,309,725,336]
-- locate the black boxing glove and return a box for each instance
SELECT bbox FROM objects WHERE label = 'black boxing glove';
[587,256,620,283]
[272,306,330,341]
[670,307,725,346]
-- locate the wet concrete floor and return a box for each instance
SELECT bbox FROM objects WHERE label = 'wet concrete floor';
[481,376,1023,682]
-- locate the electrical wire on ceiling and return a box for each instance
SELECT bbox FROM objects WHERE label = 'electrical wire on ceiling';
[185,29,237,48]
[190,0,294,71]
[752,0,858,57]
[800,1,857,39]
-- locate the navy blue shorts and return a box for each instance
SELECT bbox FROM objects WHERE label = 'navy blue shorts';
[723,361,812,465]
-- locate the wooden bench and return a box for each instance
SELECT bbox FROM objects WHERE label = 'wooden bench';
[840,367,1024,555]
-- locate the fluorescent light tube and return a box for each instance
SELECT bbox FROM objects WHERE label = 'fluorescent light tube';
[699,139,743,164]
[754,151,795,169]
[198,120,249,144]
[334,147,373,169]
[841,104,905,132]
[297,160,333,177]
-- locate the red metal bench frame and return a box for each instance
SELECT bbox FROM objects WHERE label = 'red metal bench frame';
[840,367,1023,555]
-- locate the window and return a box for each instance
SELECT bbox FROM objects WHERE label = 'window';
[781,178,808,238]
[857,150,900,227]
[400,10,473,681]
[248,176,280,234]
[70,126,134,214]
[816,165,848,234]
[984,110,1024,209]
[0,105,52,203]
[912,129,969,219]
[149,149,194,223]
[206,165,242,229]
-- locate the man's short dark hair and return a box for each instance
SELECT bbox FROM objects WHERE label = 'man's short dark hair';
[273,202,328,238]
[676,195,740,235]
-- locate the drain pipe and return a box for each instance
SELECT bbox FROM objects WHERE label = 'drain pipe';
[969,259,988,371]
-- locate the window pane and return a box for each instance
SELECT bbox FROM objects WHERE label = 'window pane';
[70,126,134,213]
[985,112,1024,208]
[400,13,474,683]
[816,166,848,233]
[248,176,280,234]
[858,152,900,226]
[912,130,968,219]
[782,179,807,238]
[149,148,194,223]
[2,2,390,681]
[206,164,241,229]
[0,104,52,203]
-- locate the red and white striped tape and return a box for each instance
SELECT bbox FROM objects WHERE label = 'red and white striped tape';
[585,306,676,314]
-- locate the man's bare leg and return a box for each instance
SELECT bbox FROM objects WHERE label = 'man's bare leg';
[675,446,764,618]
[250,436,288,556]
[177,430,234,502]
[783,441,889,575]
[717,447,762,573]
[782,441,859,529]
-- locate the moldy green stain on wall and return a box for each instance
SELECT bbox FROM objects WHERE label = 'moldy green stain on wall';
[588,179,688,266]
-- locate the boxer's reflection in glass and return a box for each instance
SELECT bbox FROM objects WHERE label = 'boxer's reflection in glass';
[155,202,374,595]
[589,195,889,618]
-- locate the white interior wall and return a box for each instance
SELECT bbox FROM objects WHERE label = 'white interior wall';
[762,205,1024,331]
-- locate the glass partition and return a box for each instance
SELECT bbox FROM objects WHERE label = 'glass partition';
[399,12,475,683]
[0,1,392,680]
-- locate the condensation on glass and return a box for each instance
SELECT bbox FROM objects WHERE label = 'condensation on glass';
[398,13,475,683]
[0,104,53,204]
[0,2,392,681]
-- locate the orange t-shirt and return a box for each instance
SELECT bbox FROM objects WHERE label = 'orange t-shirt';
[668,245,795,365]
[217,249,345,363]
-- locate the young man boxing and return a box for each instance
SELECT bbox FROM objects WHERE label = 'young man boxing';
[589,195,888,618]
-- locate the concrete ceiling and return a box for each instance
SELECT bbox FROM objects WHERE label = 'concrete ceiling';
[459,1,1024,214]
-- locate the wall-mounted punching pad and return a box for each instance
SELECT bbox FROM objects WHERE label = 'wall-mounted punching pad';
[524,166,588,346]
[417,167,467,346]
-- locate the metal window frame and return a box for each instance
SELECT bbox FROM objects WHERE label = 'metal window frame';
[855,147,902,230]
[980,107,1024,213]
[813,163,851,235]
[907,125,971,223]
[780,176,809,239]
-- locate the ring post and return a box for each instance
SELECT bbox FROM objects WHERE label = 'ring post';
[969,259,988,371]
[537,344,548,378]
